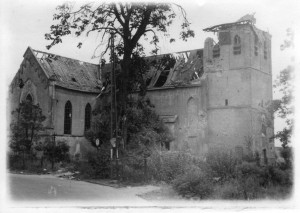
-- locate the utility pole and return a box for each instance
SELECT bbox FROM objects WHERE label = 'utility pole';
[110,32,119,179]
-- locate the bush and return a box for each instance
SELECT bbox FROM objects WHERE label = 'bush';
[206,148,238,181]
[172,167,213,199]
[147,150,202,183]
[265,165,293,186]
[43,139,70,170]
[83,148,111,179]
[213,179,244,199]
[236,162,270,199]
[122,164,145,182]
[280,147,293,169]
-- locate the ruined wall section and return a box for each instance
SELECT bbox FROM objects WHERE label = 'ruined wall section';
[146,84,208,156]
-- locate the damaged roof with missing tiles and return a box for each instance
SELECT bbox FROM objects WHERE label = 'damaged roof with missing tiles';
[100,48,204,91]
[32,49,101,93]
[30,47,204,94]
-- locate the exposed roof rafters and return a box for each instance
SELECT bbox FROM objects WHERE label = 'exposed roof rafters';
[203,20,253,32]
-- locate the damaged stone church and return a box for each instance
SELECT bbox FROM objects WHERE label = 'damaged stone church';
[9,17,275,163]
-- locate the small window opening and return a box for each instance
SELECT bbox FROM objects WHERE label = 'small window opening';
[19,79,24,88]
[261,123,267,137]
[255,46,259,56]
[213,44,220,58]
[233,35,241,55]
[263,149,268,165]
[254,36,259,56]
[225,99,228,106]
[154,70,169,87]
[264,41,268,60]
[164,142,170,150]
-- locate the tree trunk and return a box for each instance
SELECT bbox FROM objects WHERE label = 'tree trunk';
[120,44,132,147]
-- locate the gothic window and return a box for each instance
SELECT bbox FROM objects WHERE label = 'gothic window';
[64,101,72,134]
[264,41,268,59]
[213,44,220,58]
[26,94,33,103]
[233,35,241,55]
[85,103,92,131]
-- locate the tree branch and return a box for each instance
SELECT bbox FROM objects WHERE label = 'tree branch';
[131,6,153,49]
[112,3,125,27]
[86,26,122,37]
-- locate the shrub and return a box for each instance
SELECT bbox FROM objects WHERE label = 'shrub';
[172,167,213,199]
[120,154,145,182]
[122,164,145,182]
[213,179,244,200]
[265,165,293,186]
[74,161,97,179]
[86,148,111,179]
[280,147,293,169]
[206,148,238,181]
[235,162,268,199]
[147,150,201,183]
[9,101,46,170]
[43,139,70,170]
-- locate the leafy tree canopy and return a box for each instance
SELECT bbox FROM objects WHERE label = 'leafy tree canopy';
[273,28,294,148]
[10,101,46,153]
[45,2,194,55]
[45,2,195,110]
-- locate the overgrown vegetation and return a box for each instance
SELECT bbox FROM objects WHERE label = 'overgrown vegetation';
[9,101,70,172]
[273,28,294,149]
[170,148,293,200]
[82,97,173,181]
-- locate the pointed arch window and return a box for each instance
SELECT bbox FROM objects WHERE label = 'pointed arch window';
[85,103,92,131]
[233,35,241,55]
[264,41,268,59]
[64,101,72,134]
[26,94,33,103]
[213,44,220,58]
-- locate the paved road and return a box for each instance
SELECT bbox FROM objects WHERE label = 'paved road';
[8,173,158,206]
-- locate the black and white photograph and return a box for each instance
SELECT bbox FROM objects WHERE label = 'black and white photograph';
[0,0,299,212]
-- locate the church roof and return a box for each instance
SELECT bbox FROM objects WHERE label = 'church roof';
[31,48,101,93]
[26,46,204,94]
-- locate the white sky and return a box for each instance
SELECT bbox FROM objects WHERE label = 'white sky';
[0,0,299,147]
